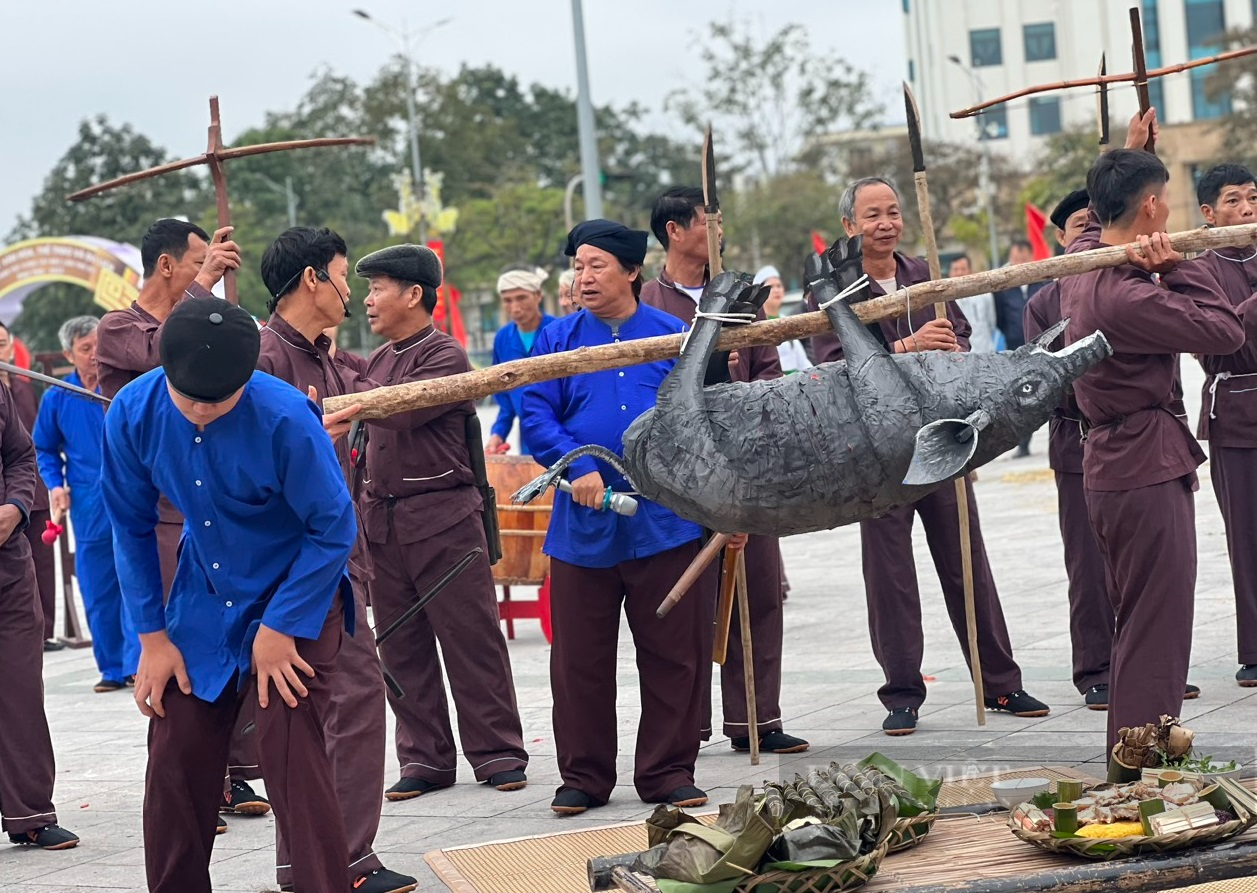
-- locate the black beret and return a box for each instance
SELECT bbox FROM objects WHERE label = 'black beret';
[564,219,648,266]
[160,297,260,404]
[1050,188,1090,230]
[355,244,442,289]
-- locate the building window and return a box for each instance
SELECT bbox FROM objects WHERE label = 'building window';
[908,59,915,82]
[978,107,1008,140]
[1029,97,1062,135]
[970,28,1003,67]
[902,0,910,12]
[1186,0,1231,119]
[1023,23,1057,62]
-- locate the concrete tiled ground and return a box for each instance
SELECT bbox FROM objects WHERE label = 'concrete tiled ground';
[5,374,1255,891]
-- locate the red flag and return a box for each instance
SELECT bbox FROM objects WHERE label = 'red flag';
[1025,203,1052,260]
[426,240,468,347]
[811,231,828,255]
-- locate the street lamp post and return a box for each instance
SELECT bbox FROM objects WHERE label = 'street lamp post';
[570,0,604,220]
[353,9,452,244]
[949,55,1002,269]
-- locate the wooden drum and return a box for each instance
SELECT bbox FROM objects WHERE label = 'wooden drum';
[487,455,553,586]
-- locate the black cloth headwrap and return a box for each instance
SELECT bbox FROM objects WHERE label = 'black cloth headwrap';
[160,297,260,403]
[564,218,648,266]
[1050,188,1089,230]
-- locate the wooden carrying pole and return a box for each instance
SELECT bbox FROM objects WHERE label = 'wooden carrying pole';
[735,549,759,765]
[907,83,985,726]
[325,223,1257,419]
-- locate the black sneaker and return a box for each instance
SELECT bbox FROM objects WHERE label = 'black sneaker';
[730,730,810,754]
[985,690,1050,717]
[486,769,527,791]
[1239,665,1257,688]
[1184,683,1201,700]
[9,824,79,849]
[124,675,136,687]
[216,814,227,835]
[93,678,125,693]
[385,777,451,801]
[663,785,708,808]
[43,639,65,652]
[1085,684,1109,710]
[221,779,270,815]
[551,786,600,815]
[352,867,419,893]
[882,707,918,736]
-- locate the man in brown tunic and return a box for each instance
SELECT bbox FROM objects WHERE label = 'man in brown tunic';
[219,226,412,893]
[1193,163,1257,687]
[641,186,808,755]
[0,378,78,850]
[809,177,1049,736]
[94,218,267,820]
[0,323,57,651]
[1059,112,1245,753]
[355,244,528,801]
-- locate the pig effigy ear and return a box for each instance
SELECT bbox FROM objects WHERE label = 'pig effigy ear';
[1032,318,1069,350]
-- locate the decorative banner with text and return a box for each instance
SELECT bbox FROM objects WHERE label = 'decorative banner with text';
[0,236,143,323]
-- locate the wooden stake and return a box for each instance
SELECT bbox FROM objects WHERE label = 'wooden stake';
[656,533,730,618]
[711,547,739,665]
[735,549,759,766]
[324,223,1257,419]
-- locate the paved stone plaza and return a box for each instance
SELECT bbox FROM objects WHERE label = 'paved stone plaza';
[4,377,1255,892]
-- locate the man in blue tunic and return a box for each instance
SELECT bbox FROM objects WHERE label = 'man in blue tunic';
[34,315,139,692]
[520,219,722,816]
[101,296,355,893]
[486,266,556,455]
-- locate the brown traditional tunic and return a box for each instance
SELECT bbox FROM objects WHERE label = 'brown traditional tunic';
[255,311,388,885]
[7,375,54,639]
[1060,215,1244,749]
[1196,248,1257,664]
[806,254,1023,711]
[1024,283,1114,694]
[641,271,790,739]
[0,383,61,836]
[360,325,527,786]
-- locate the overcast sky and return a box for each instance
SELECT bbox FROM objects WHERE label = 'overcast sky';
[0,1,905,237]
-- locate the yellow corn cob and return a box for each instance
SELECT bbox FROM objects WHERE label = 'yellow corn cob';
[1075,821,1145,838]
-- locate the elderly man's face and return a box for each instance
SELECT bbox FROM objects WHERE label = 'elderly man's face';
[841,183,903,257]
[573,245,638,319]
[65,331,98,383]
[501,288,544,330]
[1057,208,1091,248]
[949,257,972,277]
[364,275,427,341]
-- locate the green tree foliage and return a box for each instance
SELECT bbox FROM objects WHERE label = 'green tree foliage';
[666,20,883,180]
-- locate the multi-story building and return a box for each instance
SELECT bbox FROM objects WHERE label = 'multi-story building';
[904,0,1247,229]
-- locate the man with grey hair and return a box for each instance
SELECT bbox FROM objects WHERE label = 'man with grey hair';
[487,266,557,454]
[809,176,1048,736]
[34,316,140,692]
[558,269,579,313]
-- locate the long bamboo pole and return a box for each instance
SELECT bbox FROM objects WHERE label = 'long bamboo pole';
[325,224,1257,419]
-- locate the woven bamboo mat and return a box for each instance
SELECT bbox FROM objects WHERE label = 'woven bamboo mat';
[424,768,1093,893]
[1169,882,1257,893]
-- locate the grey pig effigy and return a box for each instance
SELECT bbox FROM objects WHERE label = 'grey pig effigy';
[515,237,1112,537]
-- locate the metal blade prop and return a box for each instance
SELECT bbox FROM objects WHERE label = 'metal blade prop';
[1097,54,1111,147]
[0,360,110,406]
[904,83,986,727]
[701,123,723,277]
[1129,6,1156,152]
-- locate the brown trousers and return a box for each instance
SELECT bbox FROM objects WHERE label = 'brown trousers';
[1055,471,1115,693]
[143,604,348,893]
[274,577,386,886]
[1087,477,1196,753]
[860,478,1023,711]
[550,539,717,803]
[22,508,56,640]
[701,534,785,739]
[371,511,527,784]
[0,539,59,835]
[1211,446,1257,664]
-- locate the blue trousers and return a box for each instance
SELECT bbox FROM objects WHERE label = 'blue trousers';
[78,537,139,682]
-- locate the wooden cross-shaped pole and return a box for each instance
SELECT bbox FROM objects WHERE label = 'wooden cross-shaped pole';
[950,7,1256,124]
[67,96,375,304]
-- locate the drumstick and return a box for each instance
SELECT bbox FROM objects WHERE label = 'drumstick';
[656,533,731,619]
[711,547,739,664]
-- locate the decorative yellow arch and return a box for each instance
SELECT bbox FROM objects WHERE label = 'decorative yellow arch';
[0,237,142,316]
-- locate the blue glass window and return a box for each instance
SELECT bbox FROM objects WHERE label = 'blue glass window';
[970,28,1003,67]
[1029,97,1062,135]
[1023,23,1057,62]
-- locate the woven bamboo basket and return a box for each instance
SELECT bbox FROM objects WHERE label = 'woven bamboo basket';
[1008,777,1257,860]
[886,812,937,853]
[730,841,889,893]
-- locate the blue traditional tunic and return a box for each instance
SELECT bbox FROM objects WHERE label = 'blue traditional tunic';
[33,372,110,543]
[519,305,702,568]
[101,369,356,701]
[490,314,557,452]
